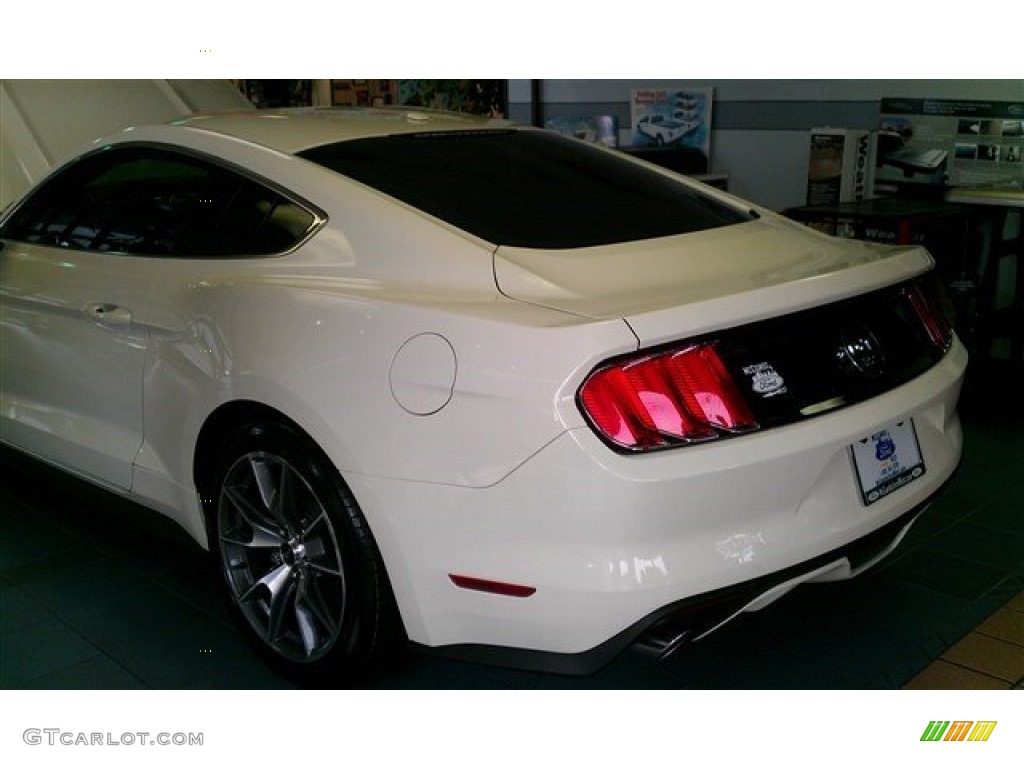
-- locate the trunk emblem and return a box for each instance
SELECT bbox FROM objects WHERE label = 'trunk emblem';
[836,324,886,378]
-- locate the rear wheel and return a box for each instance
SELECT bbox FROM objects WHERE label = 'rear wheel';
[211,421,401,685]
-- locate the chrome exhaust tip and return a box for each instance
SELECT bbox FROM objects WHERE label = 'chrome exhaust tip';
[634,624,693,662]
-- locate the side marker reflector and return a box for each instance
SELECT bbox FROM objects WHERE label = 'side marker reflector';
[449,574,536,598]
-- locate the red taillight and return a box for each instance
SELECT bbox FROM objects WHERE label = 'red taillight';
[903,283,953,350]
[579,343,758,452]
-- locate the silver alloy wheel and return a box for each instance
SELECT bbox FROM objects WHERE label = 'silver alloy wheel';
[217,451,347,663]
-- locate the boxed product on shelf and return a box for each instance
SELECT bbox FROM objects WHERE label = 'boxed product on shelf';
[806,128,875,205]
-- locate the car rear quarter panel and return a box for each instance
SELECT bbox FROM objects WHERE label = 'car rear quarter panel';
[127,191,638,551]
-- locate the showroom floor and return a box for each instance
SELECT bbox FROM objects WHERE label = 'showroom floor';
[1,358,1022,690]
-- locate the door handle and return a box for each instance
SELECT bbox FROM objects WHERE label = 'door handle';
[86,303,133,326]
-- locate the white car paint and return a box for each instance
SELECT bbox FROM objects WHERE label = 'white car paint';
[0,107,966,672]
[1,245,153,489]
[495,216,935,326]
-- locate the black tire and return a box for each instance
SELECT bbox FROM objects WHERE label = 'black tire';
[210,419,403,686]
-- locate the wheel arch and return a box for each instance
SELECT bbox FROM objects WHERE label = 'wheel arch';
[191,399,406,610]
[195,402,408,677]
[193,400,315,527]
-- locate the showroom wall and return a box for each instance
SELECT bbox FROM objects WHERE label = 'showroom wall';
[508,80,1024,211]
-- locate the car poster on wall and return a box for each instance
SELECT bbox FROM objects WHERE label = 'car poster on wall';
[630,88,713,157]
[877,97,1024,189]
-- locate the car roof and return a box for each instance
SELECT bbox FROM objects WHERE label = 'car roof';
[168,107,512,154]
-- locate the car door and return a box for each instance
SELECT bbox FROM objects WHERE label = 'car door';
[0,241,157,490]
[1,142,324,492]
[0,146,212,490]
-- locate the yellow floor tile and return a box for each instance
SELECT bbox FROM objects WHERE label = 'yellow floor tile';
[941,631,1024,682]
[1005,592,1024,614]
[904,660,1011,690]
[975,607,1024,647]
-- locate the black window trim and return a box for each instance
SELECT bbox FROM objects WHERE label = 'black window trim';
[0,140,328,259]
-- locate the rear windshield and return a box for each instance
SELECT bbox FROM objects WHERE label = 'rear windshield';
[298,130,751,249]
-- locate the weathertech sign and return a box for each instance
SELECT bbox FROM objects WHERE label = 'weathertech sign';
[921,721,997,742]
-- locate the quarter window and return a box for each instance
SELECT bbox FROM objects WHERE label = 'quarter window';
[0,146,316,256]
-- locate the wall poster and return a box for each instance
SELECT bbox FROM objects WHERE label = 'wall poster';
[630,88,713,159]
[877,97,1023,189]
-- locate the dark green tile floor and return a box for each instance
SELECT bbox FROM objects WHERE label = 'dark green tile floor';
[2,358,1022,689]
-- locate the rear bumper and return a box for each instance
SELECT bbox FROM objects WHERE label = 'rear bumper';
[422,493,939,675]
[349,338,966,668]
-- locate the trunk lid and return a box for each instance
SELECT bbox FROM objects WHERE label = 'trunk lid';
[493,215,935,345]
[496,215,951,434]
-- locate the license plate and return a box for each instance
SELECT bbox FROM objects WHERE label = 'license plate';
[850,419,926,505]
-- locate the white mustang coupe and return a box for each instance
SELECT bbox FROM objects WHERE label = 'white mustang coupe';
[0,107,966,682]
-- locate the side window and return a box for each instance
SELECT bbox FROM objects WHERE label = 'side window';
[1,146,316,256]
[202,176,318,256]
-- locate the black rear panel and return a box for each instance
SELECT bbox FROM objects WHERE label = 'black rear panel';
[696,277,950,428]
